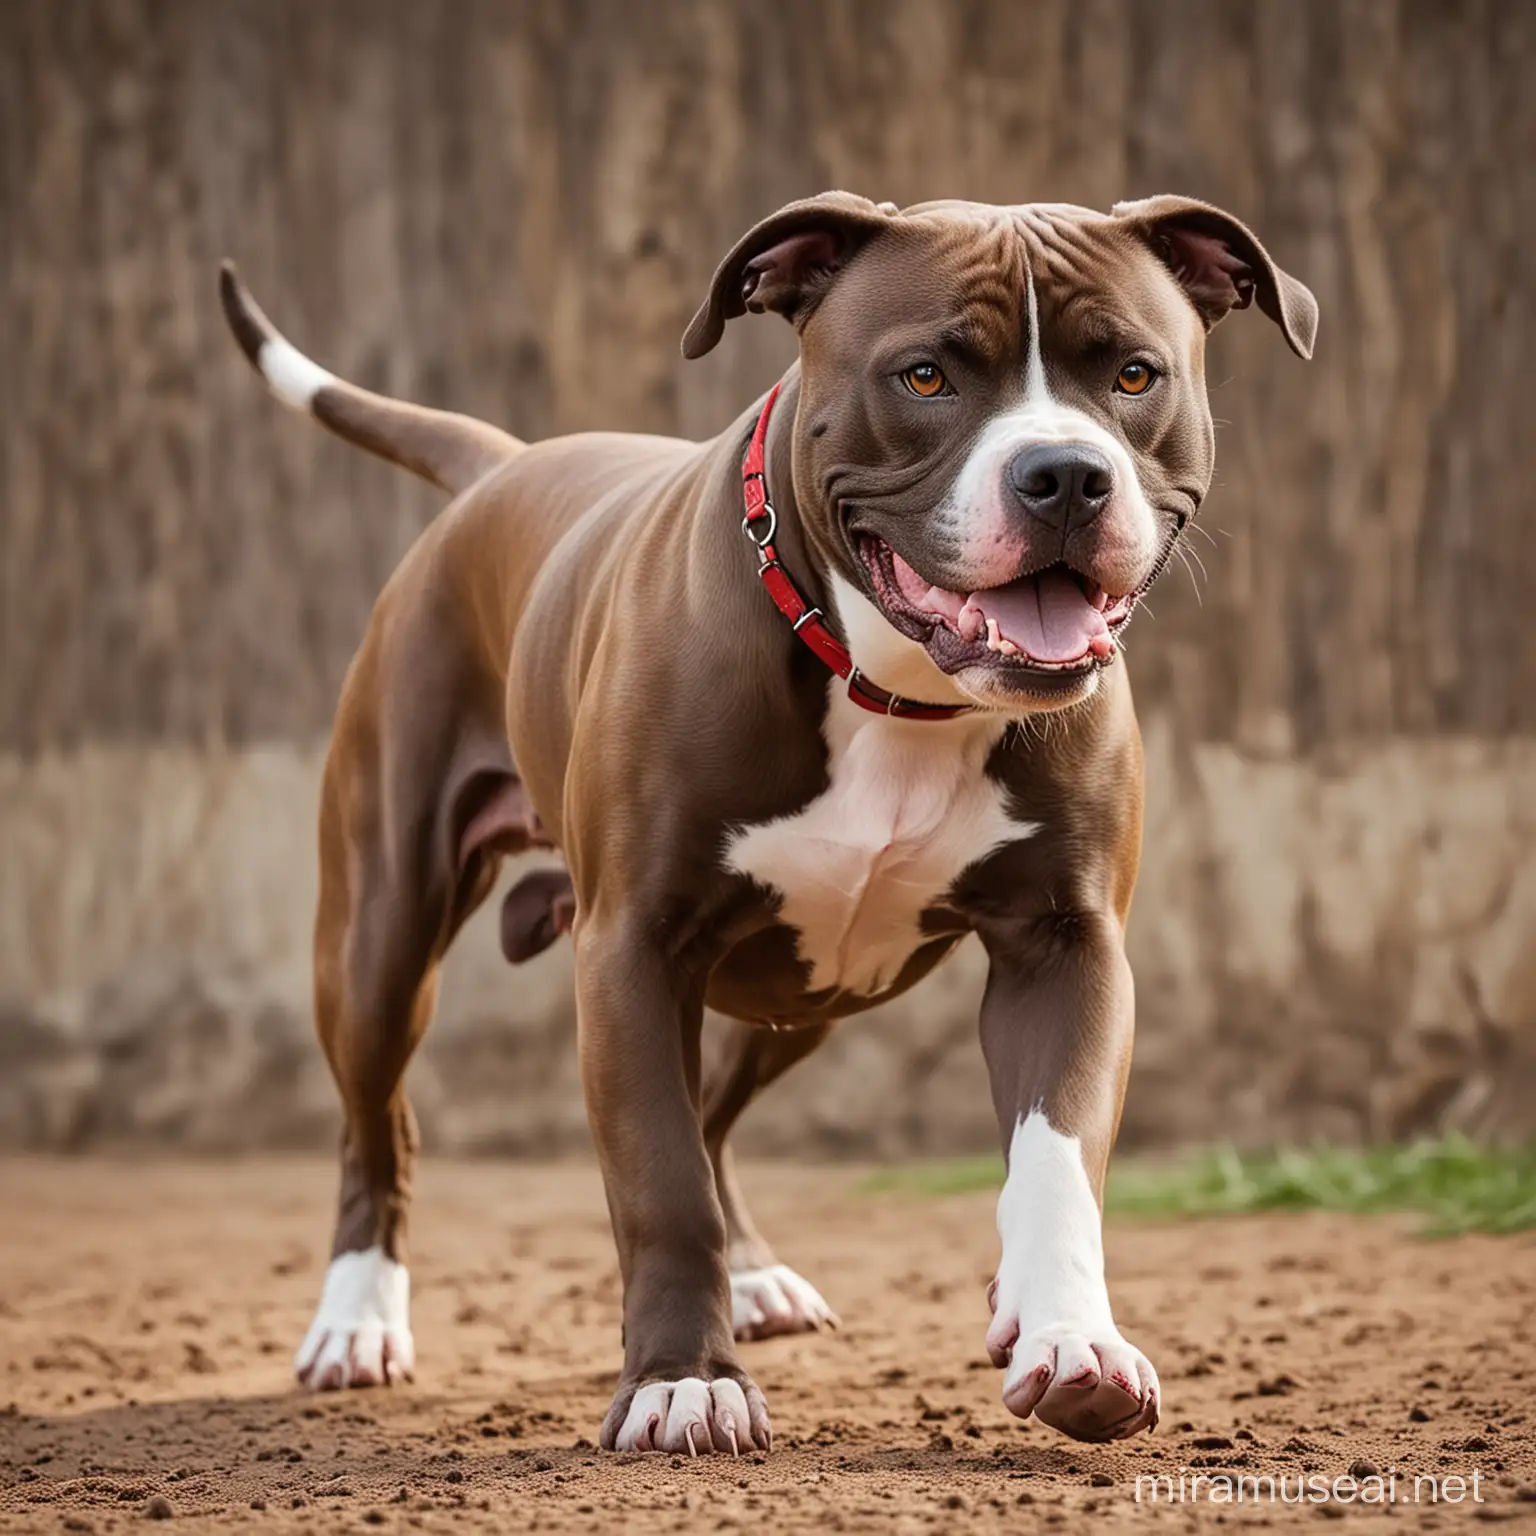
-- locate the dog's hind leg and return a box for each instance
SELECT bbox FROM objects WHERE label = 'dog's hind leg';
[702,1021,841,1341]
[294,619,525,1391]
[294,741,440,1390]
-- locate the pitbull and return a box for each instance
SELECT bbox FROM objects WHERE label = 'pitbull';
[220,190,1314,1455]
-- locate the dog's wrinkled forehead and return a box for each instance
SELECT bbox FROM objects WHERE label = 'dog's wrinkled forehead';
[899,197,1136,285]
[682,190,1316,366]
[815,201,1209,381]
[1016,202,1206,353]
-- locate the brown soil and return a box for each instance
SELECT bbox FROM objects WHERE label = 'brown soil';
[1,1157,1533,1533]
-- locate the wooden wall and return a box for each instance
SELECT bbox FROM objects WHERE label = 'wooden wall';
[3,0,1533,1151]
[5,0,1532,752]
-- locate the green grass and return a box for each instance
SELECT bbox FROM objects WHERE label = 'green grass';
[859,1137,1536,1236]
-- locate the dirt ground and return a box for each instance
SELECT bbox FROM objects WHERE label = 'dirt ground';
[1,1158,1533,1533]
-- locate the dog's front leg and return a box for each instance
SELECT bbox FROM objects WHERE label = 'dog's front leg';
[577,917,771,1455]
[977,910,1159,1442]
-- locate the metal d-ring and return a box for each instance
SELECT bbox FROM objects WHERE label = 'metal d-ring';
[741,502,778,549]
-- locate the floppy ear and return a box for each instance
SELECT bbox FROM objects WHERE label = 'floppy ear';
[681,191,896,359]
[1112,195,1318,360]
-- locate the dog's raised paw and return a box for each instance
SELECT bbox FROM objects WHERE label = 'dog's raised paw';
[989,1313,1159,1442]
[293,1247,415,1390]
[731,1263,839,1341]
[603,1374,771,1455]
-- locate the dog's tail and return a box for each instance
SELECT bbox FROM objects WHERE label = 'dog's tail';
[219,262,523,497]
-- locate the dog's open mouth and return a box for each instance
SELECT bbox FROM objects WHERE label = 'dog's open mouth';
[860,537,1136,678]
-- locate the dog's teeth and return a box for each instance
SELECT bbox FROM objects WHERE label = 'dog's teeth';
[985,617,1002,652]
[997,638,1019,656]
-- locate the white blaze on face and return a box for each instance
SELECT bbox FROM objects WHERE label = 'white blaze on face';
[1020,261,1052,407]
[936,264,1160,592]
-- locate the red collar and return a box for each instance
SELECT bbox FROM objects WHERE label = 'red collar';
[741,384,973,721]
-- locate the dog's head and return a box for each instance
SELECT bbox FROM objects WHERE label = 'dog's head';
[684,192,1316,713]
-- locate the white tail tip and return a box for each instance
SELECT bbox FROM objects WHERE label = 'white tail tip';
[259,334,335,412]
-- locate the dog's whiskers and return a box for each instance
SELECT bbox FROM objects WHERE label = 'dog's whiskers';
[1176,540,1211,595]
[1172,545,1204,607]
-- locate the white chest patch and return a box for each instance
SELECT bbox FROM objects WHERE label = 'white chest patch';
[725,685,1036,997]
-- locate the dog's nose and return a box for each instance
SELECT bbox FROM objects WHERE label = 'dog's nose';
[1007,444,1114,531]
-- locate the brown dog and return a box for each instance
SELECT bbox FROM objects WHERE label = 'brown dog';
[221,191,1315,1455]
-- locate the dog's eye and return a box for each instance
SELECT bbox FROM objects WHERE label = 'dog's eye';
[1115,361,1156,396]
[902,363,948,398]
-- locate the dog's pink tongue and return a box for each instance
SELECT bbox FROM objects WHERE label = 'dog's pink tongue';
[964,568,1110,662]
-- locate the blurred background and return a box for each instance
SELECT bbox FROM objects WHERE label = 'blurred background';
[2,0,1532,1157]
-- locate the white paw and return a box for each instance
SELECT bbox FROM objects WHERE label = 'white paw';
[987,1307,1159,1441]
[293,1247,414,1390]
[613,1377,757,1455]
[987,1110,1159,1441]
[731,1263,839,1340]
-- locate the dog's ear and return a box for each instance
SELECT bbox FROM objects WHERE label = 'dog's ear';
[681,191,896,360]
[1112,195,1318,360]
